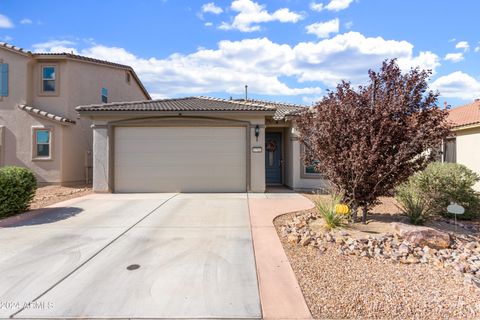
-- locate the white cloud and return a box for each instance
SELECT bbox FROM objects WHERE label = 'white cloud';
[310,2,324,12]
[325,0,354,11]
[475,46,479,53]
[0,35,13,42]
[431,71,480,100]
[204,22,213,27]
[344,21,353,30]
[219,0,303,32]
[32,40,78,53]
[306,18,339,38]
[20,18,32,25]
[294,32,440,86]
[444,52,464,63]
[34,32,441,100]
[455,41,469,52]
[202,2,223,14]
[0,14,14,28]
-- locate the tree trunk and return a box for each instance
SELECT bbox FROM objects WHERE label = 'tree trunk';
[361,206,368,224]
[351,203,358,222]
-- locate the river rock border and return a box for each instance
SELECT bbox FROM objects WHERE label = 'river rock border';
[281,212,480,290]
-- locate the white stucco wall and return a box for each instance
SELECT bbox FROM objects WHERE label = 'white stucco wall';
[284,126,329,191]
[455,127,480,191]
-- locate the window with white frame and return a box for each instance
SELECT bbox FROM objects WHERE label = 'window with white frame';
[33,128,52,159]
[42,66,56,93]
[101,87,108,103]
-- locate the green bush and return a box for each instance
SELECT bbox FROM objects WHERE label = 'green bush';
[0,166,37,218]
[396,162,480,220]
[315,193,347,230]
[395,180,433,225]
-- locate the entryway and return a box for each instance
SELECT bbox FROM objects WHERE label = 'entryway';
[265,132,282,184]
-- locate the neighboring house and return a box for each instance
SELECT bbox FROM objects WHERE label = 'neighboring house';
[76,97,329,193]
[0,43,150,185]
[445,99,480,190]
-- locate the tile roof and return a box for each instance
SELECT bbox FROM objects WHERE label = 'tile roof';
[18,104,76,125]
[0,42,151,100]
[448,99,480,128]
[76,96,307,120]
[234,99,307,120]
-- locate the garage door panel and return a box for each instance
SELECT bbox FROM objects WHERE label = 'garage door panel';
[114,127,246,192]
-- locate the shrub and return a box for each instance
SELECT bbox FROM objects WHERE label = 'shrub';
[396,162,480,220]
[315,193,347,230]
[395,180,433,225]
[0,166,37,218]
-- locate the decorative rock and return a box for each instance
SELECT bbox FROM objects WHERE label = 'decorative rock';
[300,236,312,246]
[287,233,300,244]
[403,228,451,250]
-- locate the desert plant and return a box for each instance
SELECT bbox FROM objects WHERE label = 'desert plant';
[398,162,480,220]
[315,193,346,230]
[395,180,432,225]
[0,166,37,218]
[294,60,451,223]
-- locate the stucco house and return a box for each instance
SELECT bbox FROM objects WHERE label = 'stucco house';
[0,43,150,185]
[445,99,480,190]
[76,97,329,193]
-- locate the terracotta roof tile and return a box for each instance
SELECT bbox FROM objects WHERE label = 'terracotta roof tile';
[76,97,275,113]
[76,96,307,119]
[448,100,480,128]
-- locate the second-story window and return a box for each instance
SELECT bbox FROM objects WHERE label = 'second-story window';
[0,63,9,97]
[42,66,56,93]
[101,87,108,103]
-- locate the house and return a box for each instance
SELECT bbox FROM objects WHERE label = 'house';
[76,97,329,193]
[445,99,480,190]
[0,43,150,185]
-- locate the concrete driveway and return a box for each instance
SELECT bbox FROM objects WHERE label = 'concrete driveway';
[0,193,261,319]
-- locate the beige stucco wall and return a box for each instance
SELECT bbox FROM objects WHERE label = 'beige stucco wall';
[283,125,329,191]
[0,48,148,184]
[455,127,480,191]
[89,114,267,193]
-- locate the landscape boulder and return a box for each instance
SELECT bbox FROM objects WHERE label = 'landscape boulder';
[392,223,451,249]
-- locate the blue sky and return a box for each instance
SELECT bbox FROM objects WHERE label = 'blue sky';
[1,0,479,107]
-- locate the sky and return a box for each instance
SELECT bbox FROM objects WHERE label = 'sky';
[0,0,479,107]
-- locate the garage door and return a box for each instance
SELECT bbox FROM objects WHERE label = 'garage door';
[114,127,247,192]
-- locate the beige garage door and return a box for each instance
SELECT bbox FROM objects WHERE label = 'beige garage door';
[114,126,247,192]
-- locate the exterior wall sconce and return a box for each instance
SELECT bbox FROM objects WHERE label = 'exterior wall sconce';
[255,125,260,141]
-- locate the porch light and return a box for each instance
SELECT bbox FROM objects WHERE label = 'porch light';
[255,125,260,141]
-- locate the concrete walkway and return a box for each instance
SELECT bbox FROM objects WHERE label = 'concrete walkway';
[248,192,314,320]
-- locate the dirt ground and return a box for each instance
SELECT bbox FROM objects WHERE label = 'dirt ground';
[304,193,479,238]
[30,184,92,210]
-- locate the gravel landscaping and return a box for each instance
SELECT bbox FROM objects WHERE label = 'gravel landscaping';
[30,185,92,209]
[274,197,480,319]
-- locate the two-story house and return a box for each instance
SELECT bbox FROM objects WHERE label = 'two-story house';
[0,43,150,185]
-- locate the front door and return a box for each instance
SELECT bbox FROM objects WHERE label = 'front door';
[265,132,282,184]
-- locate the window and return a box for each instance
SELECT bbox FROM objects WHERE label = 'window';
[300,144,322,178]
[443,137,456,163]
[33,128,52,159]
[42,66,56,92]
[125,72,131,84]
[0,63,8,97]
[101,87,108,103]
[305,159,321,174]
